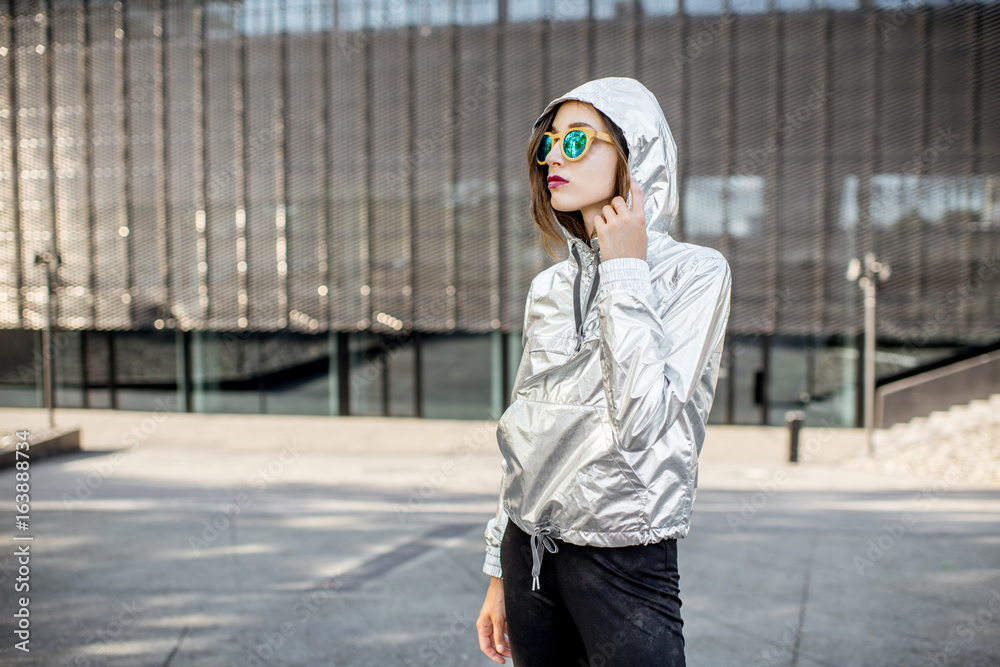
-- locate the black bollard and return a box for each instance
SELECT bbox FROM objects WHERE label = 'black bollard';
[785,410,806,463]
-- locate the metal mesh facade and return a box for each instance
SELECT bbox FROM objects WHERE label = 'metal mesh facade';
[1,0,999,343]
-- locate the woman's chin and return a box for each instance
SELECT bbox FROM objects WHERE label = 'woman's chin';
[548,191,576,212]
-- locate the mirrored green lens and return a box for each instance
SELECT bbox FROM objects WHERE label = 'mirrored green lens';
[537,135,553,162]
[563,130,588,159]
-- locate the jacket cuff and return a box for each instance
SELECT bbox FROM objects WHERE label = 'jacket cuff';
[599,257,652,294]
[483,546,503,579]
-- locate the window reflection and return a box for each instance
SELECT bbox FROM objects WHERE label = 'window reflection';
[683,175,765,239]
[421,333,493,419]
[871,174,989,229]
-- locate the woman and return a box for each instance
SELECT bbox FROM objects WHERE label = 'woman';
[474,77,731,666]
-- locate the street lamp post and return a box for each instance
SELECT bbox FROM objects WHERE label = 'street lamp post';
[847,252,890,455]
[34,252,60,430]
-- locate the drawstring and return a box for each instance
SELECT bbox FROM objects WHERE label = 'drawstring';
[530,525,559,591]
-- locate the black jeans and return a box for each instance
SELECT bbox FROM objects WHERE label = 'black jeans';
[501,521,686,667]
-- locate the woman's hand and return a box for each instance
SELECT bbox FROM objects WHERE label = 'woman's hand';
[477,577,512,664]
[594,175,647,261]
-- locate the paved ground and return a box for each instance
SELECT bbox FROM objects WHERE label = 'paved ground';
[0,407,998,666]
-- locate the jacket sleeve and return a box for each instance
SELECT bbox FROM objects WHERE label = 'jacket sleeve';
[482,280,535,579]
[482,492,508,578]
[596,254,731,452]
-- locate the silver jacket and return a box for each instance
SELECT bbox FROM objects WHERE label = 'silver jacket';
[483,78,732,590]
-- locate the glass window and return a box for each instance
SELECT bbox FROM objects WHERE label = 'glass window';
[823,0,860,9]
[259,332,331,416]
[54,330,85,409]
[549,0,588,21]
[594,0,622,19]
[729,175,765,237]
[729,334,765,425]
[425,0,454,26]
[509,0,545,21]
[684,176,726,238]
[684,175,765,239]
[336,0,366,31]
[84,331,113,410]
[421,333,493,419]
[774,0,812,10]
[870,174,987,229]
[768,335,811,425]
[838,174,859,231]
[731,0,770,14]
[0,330,40,408]
[803,335,857,428]
[114,331,181,412]
[192,331,264,414]
[708,349,731,424]
[349,331,387,416]
[282,0,318,33]
[459,0,499,24]
[684,0,725,14]
[387,333,418,417]
[642,0,680,15]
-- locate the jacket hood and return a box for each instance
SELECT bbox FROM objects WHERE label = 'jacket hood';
[533,77,679,245]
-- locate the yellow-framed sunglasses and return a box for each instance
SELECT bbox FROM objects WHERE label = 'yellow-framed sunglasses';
[535,127,614,165]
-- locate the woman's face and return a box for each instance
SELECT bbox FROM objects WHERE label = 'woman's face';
[541,101,619,228]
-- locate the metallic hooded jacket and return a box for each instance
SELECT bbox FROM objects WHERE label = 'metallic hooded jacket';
[482,78,732,590]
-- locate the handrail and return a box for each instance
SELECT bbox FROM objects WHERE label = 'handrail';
[876,350,1000,428]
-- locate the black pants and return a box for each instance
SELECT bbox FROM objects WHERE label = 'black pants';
[501,521,686,667]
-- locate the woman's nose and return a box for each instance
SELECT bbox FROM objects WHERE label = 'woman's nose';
[545,140,563,166]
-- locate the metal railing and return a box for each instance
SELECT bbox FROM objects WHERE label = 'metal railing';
[876,350,1000,428]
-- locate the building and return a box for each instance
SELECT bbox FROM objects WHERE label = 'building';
[1,0,998,424]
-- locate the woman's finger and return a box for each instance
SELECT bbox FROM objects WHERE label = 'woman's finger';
[493,623,511,658]
[630,175,645,216]
[477,617,505,663]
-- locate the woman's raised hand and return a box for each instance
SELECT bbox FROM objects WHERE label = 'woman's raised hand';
[594,175,647,261]
[476,577,513,664]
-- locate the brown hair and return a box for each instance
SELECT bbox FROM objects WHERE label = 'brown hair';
[527,101,631,260]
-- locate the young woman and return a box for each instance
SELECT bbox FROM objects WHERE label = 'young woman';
[475,77,731,666]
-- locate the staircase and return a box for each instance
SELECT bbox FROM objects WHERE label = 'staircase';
[844,394,1000,485]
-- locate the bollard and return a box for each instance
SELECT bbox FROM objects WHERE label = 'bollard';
[785,410,806,463]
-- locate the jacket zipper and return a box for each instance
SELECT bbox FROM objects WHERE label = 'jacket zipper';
[571,242,601,353]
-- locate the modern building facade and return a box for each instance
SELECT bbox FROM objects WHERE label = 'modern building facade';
[1,0,998,425]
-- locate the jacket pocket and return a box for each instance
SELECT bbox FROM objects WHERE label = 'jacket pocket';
[499,398,646,537]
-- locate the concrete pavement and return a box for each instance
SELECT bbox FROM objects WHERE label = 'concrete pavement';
[0,407,997,666]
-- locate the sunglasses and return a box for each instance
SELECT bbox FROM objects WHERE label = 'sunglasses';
[535,127,614,165]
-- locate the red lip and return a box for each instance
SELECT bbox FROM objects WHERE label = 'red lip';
[547,175,568,188]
